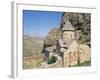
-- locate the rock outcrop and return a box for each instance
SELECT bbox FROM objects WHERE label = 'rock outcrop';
[44,12,91,47]
[60,12,91,46]
[44,28,61,46]
[43,12,91,68]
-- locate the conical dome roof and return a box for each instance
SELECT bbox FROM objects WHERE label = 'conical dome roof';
[62,20,74,31]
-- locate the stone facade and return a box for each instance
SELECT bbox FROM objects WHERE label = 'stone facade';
[63,40,79,67]
[43,20,91,68]
[79,44,91,64]
[57,20,91,67]
[63,42,91,67]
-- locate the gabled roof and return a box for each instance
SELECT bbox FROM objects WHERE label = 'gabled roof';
[58,39,69,48]
[62,20,74,31]
[45,46,56,52]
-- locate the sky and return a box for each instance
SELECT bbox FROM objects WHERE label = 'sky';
[23,10,63,37]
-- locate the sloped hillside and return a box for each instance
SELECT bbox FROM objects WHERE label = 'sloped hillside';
[23,35,44,57]
[44,28,62,46]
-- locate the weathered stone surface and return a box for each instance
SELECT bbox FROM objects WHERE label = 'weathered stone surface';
[63,43,91,67]
[43,12,91,68]
[44,12,91,47]
[60,12,91,45]
[63,40,79,67]
[79,44,91,64]
[44,28,62,46]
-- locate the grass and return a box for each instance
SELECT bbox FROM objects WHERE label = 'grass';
[23,54,44,69]
[72,61,91,67]
[23,60,42,69]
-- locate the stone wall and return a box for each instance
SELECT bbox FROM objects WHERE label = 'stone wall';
[79,44,91,64]
[63,42,91,67]
[63,40,79,67]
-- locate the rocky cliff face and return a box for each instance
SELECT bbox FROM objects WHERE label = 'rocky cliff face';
[44,28,62,46]
[44,12,91,47]
[60,12,91,46]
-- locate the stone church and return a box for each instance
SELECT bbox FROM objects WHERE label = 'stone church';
[56,20,79,67]
[43,20,91,67]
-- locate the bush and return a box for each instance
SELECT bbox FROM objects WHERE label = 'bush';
[47,56,57,64]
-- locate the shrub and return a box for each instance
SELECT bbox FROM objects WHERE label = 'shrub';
[47,56,57,64]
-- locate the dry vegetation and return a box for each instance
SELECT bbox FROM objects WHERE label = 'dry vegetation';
[23,12,91,69]
[23,54,44,69]
[23,35,44,69]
